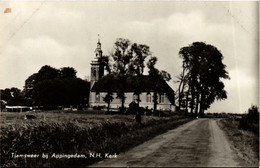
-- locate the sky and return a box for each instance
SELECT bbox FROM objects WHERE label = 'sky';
[0,1,258,113]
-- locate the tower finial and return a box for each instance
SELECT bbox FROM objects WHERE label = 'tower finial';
[98,34,100,43]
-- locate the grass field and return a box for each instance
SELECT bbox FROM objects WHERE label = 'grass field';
[0,110,169,127]
[217,117,259,166]
[0,110,192,167]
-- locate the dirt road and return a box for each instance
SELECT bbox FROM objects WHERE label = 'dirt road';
[90,119,246,167]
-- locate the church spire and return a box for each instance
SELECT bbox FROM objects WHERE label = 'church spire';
[98,34,100,44]
[95,34,102,57]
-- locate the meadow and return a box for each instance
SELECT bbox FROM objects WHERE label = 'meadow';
[0,110,192,167]
[218,117,259,166]
[0,110,162,128]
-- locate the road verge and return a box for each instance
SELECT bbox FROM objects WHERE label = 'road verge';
[217,118,259,167]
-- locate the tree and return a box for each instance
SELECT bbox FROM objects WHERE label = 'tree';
[110,38,152,111]
[103,92,114,114]
[175,67,189,112]
[147,57,159,113]
[147,56,171,114]
[37,65,59,81]
[110,38,132,113]
[99,74,114,113]
[59,67,77,78]
[110,38,171,114]
[24,73,38,105]
[0,87,24,106]
[23,66,59,105]
[23,65,90,109]
[128,43,151,107]
[178,42,230,115]
[239,105,259,134]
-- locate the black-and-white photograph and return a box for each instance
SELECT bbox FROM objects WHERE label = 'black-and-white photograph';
[0,1,259,167]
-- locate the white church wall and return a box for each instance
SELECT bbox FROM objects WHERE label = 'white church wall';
[89,91,174,111]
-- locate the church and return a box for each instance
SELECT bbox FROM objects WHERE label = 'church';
[89,39,175,111]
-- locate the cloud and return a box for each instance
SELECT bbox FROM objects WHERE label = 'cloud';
[210,69,258,113]
[0,1,258,113]
[0,36,91,88]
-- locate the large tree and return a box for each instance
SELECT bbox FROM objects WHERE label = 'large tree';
[110,38,171,113]
[110,38,132,113]
[33,78,89,109]
[103,92,114,114]
[23,65,90,109]
[24,65,59,104]
[100,74,114,114]
[128,43,151,107]
[177,42,230,115]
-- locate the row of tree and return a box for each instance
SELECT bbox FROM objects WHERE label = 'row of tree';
[176,42,230,116]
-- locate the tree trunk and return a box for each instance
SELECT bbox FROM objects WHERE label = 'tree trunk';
[107,102,110,114]
[199,92,205,116]
[195,93,200,116]
[185,84,190,114]
[153,92,157,114]
[137,94,140,107]
[180,77,187,111]
[190,85,195,114]
[121,95,125,113]
[178,68,186,111]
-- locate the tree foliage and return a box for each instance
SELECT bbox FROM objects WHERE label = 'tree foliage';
[177,42,230,115]
[23,65,89,109]
[110,38,171,113]
[59,67,77,79]
[239,105,259,134]
[110,38,152,112]
[0,88,24,107]
[147,56,172,113]
[101,74,114,113]
[110,38,132,112]
[128,43,151,107]
[103,92,114,114]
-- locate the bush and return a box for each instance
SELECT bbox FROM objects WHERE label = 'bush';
[239,105,259,135]
[127,101,138,114]
[153,110,174,117]
[126,102,152,115]
[92,106,105,110]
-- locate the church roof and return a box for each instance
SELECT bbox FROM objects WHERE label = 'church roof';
[91,74,175,104]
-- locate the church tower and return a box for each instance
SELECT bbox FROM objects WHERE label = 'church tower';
[90,35,104,88]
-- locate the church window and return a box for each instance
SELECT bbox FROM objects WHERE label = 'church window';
[146,93,151,103]
[133,94,138,101]
[159,94,165,104]
[95,93,100,103]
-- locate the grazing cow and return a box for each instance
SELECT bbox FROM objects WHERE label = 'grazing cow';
[24,115,37,120]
